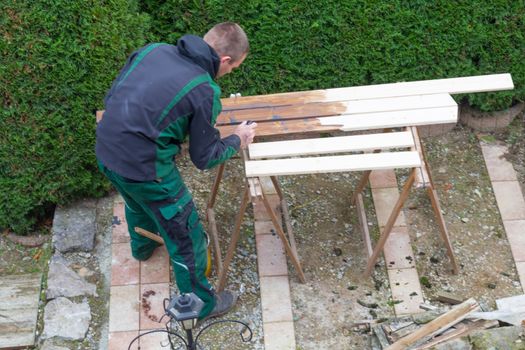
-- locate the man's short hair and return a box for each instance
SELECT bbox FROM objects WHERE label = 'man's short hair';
[203,22,249,63]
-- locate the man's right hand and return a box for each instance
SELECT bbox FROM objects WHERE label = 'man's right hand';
[234,120,257,149]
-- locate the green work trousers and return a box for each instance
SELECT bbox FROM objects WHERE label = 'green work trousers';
[99,162,215,318]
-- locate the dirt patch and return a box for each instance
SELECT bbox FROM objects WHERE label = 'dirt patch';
[409,125,521,306]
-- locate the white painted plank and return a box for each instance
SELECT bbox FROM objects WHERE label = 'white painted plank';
[318,106,458,131]
[324,74,513,102]
[336,93,456,115]
[249,131,414,159]
[222,74,513,109]
[245,151,421,177]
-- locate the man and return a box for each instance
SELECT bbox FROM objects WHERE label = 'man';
[96,22,256,320]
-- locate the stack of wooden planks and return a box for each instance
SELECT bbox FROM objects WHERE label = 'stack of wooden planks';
[365,295,525,349]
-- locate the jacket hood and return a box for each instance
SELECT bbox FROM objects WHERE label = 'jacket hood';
[177,34,220,78]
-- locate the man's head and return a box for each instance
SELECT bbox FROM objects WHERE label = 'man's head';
[203,22,249,78]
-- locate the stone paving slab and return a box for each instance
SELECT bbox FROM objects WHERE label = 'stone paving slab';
[140,247,170,284]
[369,169,398,188]
[259,276,294,323]
[52,198,97,253]
[109,285,140,333]
[112,202,130,244]
[383,227,416,270]
[111,243,140,286]
[139,330,170,349]
[370,170,423,317]
[515,262,525,290]
[371,187,407,227]
[254,220,277,235]
[263,321,296,350]
[253,182,295,349]
[256,234,288,277]
[108,331,139,350]
[0,273,42,349]
[387,268,425,315]
[503,220,525,262]
[253,197,282,222]
[482,142,525,292]
[139,283,170,330]
[480,144,518,181]
[491,181,525,220]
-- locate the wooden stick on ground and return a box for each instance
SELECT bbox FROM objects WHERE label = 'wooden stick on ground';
[414,319,498,350]
[385,298,479,350]
[135,227,164,244]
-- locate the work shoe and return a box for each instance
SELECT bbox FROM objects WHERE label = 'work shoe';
[198,290,238,325]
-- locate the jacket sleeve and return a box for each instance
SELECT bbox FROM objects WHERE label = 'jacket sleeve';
[188,86,241,170]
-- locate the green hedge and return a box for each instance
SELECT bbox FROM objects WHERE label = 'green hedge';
[2,0,524,233]
[141,0,523,110]
[0,0,149,233]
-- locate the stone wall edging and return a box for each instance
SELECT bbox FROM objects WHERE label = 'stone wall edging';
[418,102,525,137]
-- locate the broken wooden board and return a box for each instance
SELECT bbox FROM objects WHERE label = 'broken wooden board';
[436,291,465,305]
[385,298,479,350]
[414,319,499,350]
[0,273,42,349]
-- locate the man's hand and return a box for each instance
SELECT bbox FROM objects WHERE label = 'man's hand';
[234,120,257,149]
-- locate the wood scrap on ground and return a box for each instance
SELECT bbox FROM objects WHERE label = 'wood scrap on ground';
[364,296,525,349]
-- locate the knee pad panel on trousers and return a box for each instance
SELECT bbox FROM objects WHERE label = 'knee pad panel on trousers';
[148,188,213,299]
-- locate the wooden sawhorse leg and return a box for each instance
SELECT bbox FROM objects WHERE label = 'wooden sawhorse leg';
[427,186,459,274]
[413,126,459,274]
[363,168,417,277]
[260,177,306,283]
[206,163,225,278]
[217,175,307,291]
[270,176,301,268]
[216,184,251,292]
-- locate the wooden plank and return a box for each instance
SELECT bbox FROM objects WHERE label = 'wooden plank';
[134,227,164,245]
[415,319,498,350]
[436,291,464,305]
[245,151,421,177]
[410,127,431,188]
[220,74,513,111]
[356,193,373,259]
[217,106,458,138]
[385,298,479,350]
[248,131,414,159]
[0,273,42,349]
[248,178,263,198]
[318,106,458,131]
[217,93,456,125]
[373,325,391,348]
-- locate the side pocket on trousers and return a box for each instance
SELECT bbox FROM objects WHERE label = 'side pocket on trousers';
[159,192,192,220]
[187,210,199,230]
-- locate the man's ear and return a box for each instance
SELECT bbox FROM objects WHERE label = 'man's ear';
[220,56,232,65]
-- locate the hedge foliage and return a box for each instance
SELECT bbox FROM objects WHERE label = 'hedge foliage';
[1,0,524,233]
[0,0,149,233]
[141,0,523,110]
